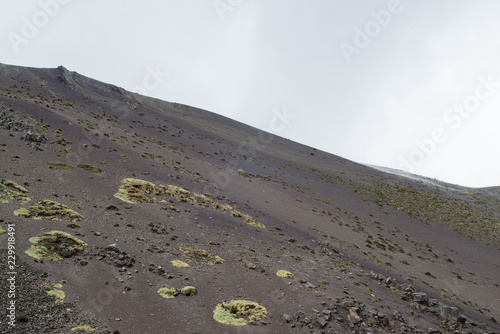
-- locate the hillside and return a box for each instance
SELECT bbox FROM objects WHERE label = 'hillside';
[0,63,499,334]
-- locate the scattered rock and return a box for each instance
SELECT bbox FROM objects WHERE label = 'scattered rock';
[413,292,429,306]
[283,314,293,323]
[106,243,121,253]
[348,309,361,324]
[439,304,459,322]
[315,317,327,328]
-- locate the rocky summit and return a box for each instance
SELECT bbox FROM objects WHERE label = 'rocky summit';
[0,63,499,333]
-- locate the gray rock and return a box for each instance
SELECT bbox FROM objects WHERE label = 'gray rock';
[106,243,121,253]
[348,309,361,324]
[315,317,326,328]
[115,261,125,267]
[413,292,429,305]
[439,304,459,322]
[394,311,406,323]
[282,314,292,323]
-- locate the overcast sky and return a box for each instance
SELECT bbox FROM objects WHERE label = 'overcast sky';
[1,0,499,187]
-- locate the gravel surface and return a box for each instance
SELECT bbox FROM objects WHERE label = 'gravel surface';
[0,249,111,334]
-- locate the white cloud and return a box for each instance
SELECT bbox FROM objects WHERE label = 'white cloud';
[1,0,499,187]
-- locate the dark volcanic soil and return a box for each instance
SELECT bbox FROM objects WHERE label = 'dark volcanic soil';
[0,63,499,334]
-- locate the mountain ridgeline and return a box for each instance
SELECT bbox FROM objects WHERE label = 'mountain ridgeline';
[0,63,499,333]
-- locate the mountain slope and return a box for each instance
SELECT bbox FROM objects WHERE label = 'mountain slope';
[0,63,499,334]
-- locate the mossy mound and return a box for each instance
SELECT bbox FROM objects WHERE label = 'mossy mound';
[157,285,176,299]
[180,286,196,296]
[77,163,102,173]
[114,178,265,228]
[48,161,74,171]
[0,226,5,235]
[0,179,30,204]
[14,200,83,222]
[171,260,190,268]
[236,169,252,178]
[25,231,88,261]
[276,270,293,278]
[45,282,65,302]
[70,325,95,332]
[180,246,224,265]
[113,178,157,204]
[213,300,268,326]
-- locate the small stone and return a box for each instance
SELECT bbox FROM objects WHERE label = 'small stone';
[315,317,326,328]
[106,243,121,253]
[255,265,266,273]
[428,298,438,307]
[115,261,125,267]
[80,260,88,266]
[282,314,293,323]
[348,309,361,324]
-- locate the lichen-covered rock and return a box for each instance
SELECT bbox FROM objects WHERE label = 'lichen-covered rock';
[25,231,88,261]
[180,246,224,265]
[70,325,95,332]
[180,286,196,296]
[45,282,65,303]
[113,178,157,204]
[14,200,83,222]
[171,260,190,268]
[77,163,102,173]
[48,161,74,171]
[157,285,176,299]
[276,270,293,278]
[213,300,268,326]
[113,178,265,228]
[0,179,30,204]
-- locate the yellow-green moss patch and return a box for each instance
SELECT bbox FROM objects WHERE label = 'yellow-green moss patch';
[276,270,293,278]
[213,300,268,326]
[0,226,5,235]
[45,283,65,302]
[180,246,224,265]
[171,260,190,268]
[113,178,157,204]
[70,325,95,332]
[114,178,265,228]
[48,161,74,171]
[157,285,176,299]
[25,231,88,261]
[77,163,102,173]
[14,200,83,222]
[180,286,196,296]
[0,179,30,204]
